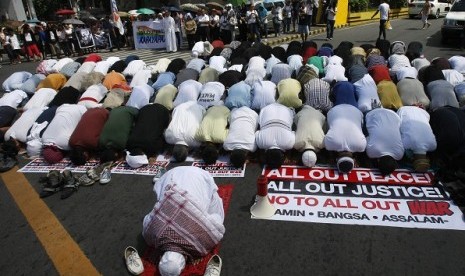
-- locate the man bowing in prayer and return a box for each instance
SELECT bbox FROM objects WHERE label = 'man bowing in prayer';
[143,166,225,276]
[162,10,177,53]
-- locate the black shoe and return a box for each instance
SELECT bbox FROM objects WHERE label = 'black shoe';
[60,170,78,200]
[0,154,18,172]
[39,170,64,198]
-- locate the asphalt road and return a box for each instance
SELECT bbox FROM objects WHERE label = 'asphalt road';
[1,18,465,276]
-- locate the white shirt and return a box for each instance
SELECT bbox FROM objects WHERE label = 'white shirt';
[287,55,303,76]
[255,103,296,150]
[365,108,404,160]
[0,89,28,108]
[395,66,418,81]
[245,67,267,86]
[151,58,171,74]
[2,71,32,92]
[76,61,96,74]
[174,80,203,107]
[52,58,74,73]
[197,82,225,108]
[106,56,120,66]
[324,104,367,153]
[294,105,326,152]
[248,56,266,71]
[126,84,154,110]
[93,60,111,75]
[123,60,146,77]
[251,80,277,110]
[209,56,227,74]
[145,166,224,230]
[388,54,411,74]
[397,106,437,154]
[8,35,21,49]
[323,64,348,83]
[246,10,259,24]
[223,107,259,152]
[130,69,152,88]
[442,69,464,86]
[42,104,87,150]
[353,74,380,113]
[449,56,465,74]
[187,58,206,73]
[23,88,57,111]
[378,3,390,20]
[4,107,46,143]
[78,84,107,109]
[266,55,282,76]
[164,101,206,147]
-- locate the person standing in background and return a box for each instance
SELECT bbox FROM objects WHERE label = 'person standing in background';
[299,2,309,43]
[196,9,210,41]
[312,0,319,26]
[210,10,220,41]
[305,0,313,32]
[272,4,283,37]
[371,0,390,40]
[184,13,197,50]
[292,0,300,33]
[173,12,182,50]
[419,0,431,29]
[283,1,293,33]
[326,0,337,40]
[246,4,260,42]
[162,10,177,52]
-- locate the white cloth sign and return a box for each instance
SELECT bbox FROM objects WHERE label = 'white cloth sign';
[133,21,165,49]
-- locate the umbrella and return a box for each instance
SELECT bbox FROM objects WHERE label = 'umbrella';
[63,18,85,25]
[78,10,97,21]
[56,9,76,15]
[206,2,225,10]
[228,0,247,7]
[26,18,41,23]
[180,3,200,12]
[137,8,155,15]
[118,11,129,17]
[164,6,182,12]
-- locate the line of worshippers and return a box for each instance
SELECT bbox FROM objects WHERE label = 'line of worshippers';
[1,39,465,178]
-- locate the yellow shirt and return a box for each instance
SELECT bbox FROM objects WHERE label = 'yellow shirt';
[195,105,230,143]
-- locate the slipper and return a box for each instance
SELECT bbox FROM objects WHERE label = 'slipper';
[78,173,95,186]
[124,246,144,275]
[60,170,79,200]
[39,170,64,198]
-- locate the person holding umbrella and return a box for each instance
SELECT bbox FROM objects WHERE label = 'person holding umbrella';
[21,24,43,62]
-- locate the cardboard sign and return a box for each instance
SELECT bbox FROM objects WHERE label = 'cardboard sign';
[254,166,465,231]
[192,162,246,178]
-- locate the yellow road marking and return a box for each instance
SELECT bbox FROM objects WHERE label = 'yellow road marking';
[1,167,100,276]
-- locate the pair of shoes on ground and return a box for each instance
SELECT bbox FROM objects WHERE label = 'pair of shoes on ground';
[39,170,79,199]
[78,162,113,186]
[204,254,222,276]
[124,246,144,275]
[0,153,18,172]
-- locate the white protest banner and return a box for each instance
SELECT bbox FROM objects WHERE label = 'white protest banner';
[253,166,465,231]
[192,162,246,177]
[133,21,165,49]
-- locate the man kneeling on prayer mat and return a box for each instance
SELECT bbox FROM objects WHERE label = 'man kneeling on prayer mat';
[195,105,230,165]
[293,105,326,167]
[143,166,225,276]
[223,106,259,168]
[255,103,296,169]
[365,107,404,175]
[324,104,367,173]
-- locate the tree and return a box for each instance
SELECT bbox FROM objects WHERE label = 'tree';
[33,0,62,20]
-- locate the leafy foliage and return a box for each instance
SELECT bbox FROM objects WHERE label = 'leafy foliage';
[33,0,62,20]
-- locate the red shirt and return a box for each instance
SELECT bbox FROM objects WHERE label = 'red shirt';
[69,108,109,149]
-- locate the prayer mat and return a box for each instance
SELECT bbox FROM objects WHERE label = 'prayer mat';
[141,184,234,276]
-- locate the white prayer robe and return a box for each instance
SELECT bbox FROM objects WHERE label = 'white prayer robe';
[365,108,404,160]
[397,106,437,155]
[255,103,295,150]
[0,89,28,108]
[251,81,276,110]
[23,88,57,111]
[163,15,177,52]
[126,84,154,110]
[78,84,108,109]
[294,105,326,152]
[145,166,224,230]
[4,107,46,143]
[353,74,380,113]
[164,101,206,147]
[42,104,87,151]
[197,82,225,108]
[174,80,203,107]
[223,107,258,152]
[324,104,367,153]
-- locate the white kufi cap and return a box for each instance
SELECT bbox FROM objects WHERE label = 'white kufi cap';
[159,251,186,276]
[302,150,317,167]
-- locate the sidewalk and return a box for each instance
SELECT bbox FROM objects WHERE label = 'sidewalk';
[263,23,350,46]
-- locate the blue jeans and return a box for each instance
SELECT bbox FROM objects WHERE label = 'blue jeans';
[284,18,291,33]
[248,23,261,42]
[326,19,335,38]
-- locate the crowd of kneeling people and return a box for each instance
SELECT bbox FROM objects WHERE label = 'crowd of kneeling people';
[1,38,465,201]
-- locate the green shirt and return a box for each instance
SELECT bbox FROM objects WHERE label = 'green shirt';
[99,106,139,150]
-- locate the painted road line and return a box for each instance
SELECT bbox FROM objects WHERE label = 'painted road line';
[1,167,100,275]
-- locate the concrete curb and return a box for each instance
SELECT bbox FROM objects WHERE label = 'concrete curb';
[264,23,350,46]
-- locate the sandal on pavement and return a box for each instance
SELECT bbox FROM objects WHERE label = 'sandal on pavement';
[61,170,79,200]
[39,170,64,198]
[204,254,222,276]
[124,246,144,275]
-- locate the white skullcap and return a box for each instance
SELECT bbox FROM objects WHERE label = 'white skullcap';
[337,156,354,173]
[302,150,317,167]
[125,152,149,168]
[159,251,186,276]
